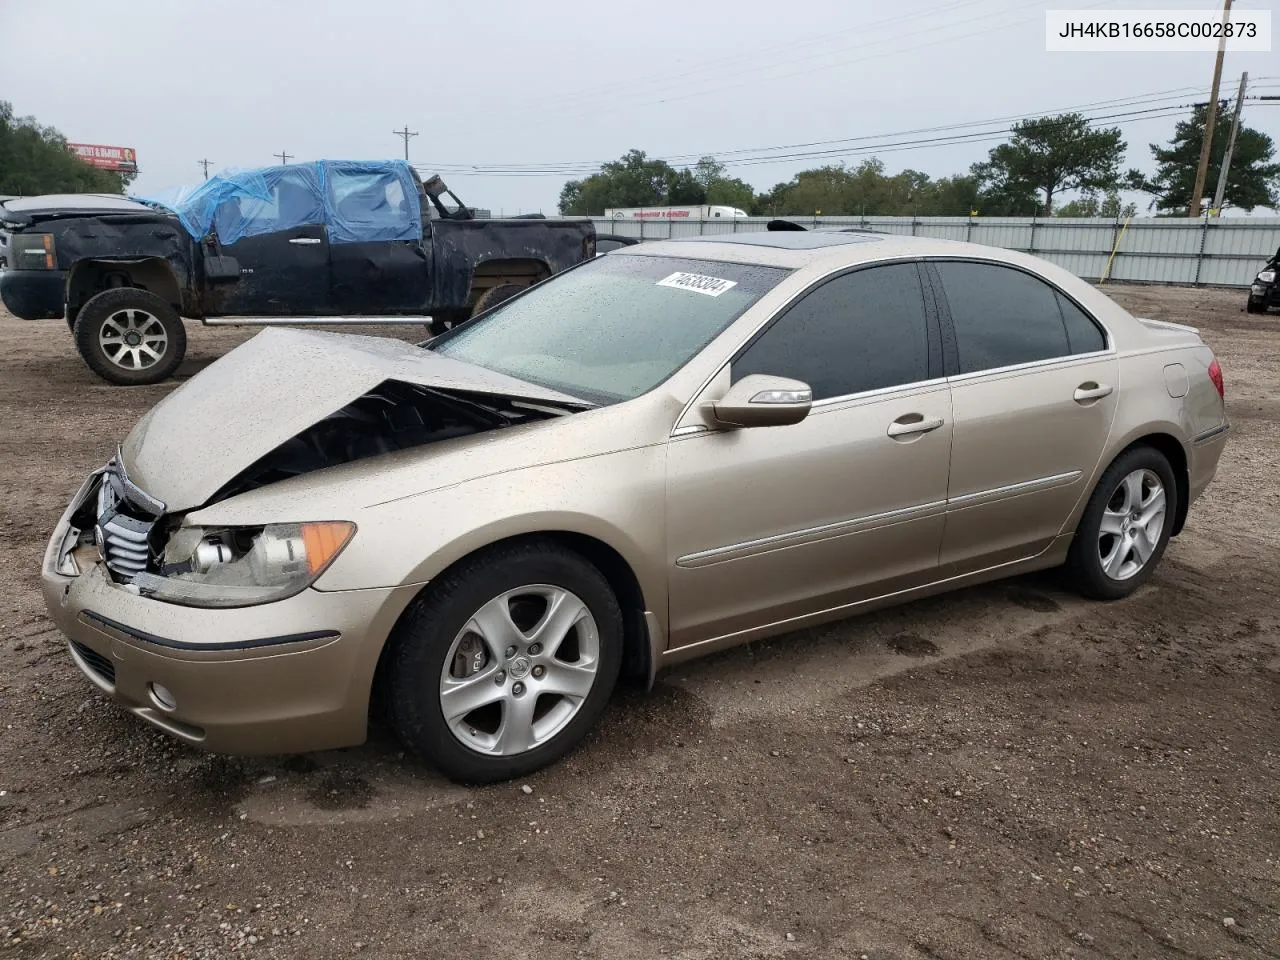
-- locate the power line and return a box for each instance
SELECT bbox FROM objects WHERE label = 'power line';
[197,158,213,180]
[393,126,419,162]
[418,78,1280,176]
[418,91,1280,179]
[274,150,293,165]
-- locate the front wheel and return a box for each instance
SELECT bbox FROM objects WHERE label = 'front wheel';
[73,288,187,385]
[1065,446,1178,601]
[388,540,623,784]
[1246,296,1266,315]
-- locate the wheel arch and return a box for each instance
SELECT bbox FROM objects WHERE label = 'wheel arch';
[1100,431,1190,536]
[466,257,552,305]
[369,529,662,727]
[66,257,185,318]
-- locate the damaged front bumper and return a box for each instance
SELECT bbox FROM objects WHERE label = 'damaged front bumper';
[41,471,420,755]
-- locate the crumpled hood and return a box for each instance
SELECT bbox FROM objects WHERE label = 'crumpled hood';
[121,328,587,512]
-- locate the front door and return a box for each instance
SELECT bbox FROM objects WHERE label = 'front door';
[927,259,1119,574]
[665,262,953,649]
[210,169,332,316]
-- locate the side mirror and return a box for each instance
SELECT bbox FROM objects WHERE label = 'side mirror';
[705,375,812,429]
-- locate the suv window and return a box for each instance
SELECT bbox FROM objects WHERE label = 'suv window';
[732,263,932,400]
[934,261,1083,373]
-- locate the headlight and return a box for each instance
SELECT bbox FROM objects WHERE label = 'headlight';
[12,233,56,269]
[1258,269,1277,283]
[131,521,355,608]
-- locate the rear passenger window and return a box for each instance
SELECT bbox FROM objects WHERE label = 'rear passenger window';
[934,261,1072,373]
[732,263,931,400]
[1056,292,1107,354]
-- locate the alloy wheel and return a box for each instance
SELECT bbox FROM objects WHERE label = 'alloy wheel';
[1097,468,1166,581]
[98,308,169,371]
[438,585,600,755]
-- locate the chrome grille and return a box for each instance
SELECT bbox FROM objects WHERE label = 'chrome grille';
[95,456,164,582]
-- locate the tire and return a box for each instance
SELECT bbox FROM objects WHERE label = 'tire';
[73,288,186,385]
[388,540,623,784]
[1065,446,1178,601]
[471,283,523,318]
[1246,297,1266,315]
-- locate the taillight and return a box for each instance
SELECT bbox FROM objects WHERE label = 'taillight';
[1207,358,1224,400]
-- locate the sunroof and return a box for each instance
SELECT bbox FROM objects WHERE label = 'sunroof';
[669,230,885,249]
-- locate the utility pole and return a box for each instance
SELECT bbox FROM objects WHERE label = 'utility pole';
[274,150,293,165]
[1210,72,1248,215]
[393,126,418,162]
[197,158,213,180]
[1189,0,1232,217]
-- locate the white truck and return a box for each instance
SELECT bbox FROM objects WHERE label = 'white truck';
[604,205,749,221]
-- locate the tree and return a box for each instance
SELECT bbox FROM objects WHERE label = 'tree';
[1055,190,1136,218]
[558,149,709,214]
[693,155,755,210]
[1126,101,1280,215]
[0,101,131,195]
[973,113,1126,216]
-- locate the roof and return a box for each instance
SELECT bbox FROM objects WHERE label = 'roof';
[1,194,154,214]
[667,230,884,250]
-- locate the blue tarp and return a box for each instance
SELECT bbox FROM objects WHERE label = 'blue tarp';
[137,160,422,245]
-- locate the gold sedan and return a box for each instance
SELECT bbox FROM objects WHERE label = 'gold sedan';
[42,230,1229,783]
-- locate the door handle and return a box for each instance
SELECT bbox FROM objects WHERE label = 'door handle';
[887,414,945,438]
[1073,382,1114,403]
[288,237,322,245]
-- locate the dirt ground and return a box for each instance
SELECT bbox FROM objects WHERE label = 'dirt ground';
[0,287,1276,960]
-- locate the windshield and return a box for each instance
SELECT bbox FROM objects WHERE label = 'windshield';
[431,254,790,404]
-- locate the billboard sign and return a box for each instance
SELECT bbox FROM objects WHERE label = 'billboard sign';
[67,143,137,173]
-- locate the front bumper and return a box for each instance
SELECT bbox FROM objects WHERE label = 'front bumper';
[41,491,421,755]
[0,268,66,319]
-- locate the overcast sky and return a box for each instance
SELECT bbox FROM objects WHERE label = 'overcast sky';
[2,0,1277,214]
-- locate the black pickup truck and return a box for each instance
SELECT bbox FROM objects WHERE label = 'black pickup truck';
[0,161,596,384]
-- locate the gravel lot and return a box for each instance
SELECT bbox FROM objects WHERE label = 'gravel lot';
[0,286,1277,960]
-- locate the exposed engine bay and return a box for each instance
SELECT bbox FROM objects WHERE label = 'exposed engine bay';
[63,380,578,601]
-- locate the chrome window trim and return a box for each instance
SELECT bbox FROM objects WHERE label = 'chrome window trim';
[669,254,931,436]
[945,347,1115,385]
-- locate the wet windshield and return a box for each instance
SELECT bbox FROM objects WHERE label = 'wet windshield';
[431,254,789,404]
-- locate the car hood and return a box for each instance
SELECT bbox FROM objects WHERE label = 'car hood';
[121,328,589,512]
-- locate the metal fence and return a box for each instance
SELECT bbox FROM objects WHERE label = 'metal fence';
[590,215,1280,288]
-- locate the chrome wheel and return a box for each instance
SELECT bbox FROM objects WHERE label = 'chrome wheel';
[1098,468,1166,581]
[439,585,600,756]
[98,308,169,371]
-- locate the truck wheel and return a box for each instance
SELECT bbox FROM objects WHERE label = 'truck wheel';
[471,283,523,318]
[1246,297,1266,315]
[73,288,187,386]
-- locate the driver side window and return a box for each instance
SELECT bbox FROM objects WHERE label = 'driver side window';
[732,262,933,401]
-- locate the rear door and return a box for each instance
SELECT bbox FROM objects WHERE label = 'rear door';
[213,170,332,316]
[326,165,431,313]
[927,259,1118,574]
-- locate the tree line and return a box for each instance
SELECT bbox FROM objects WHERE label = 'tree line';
[0,101,133,196]
[560,105,1280,218]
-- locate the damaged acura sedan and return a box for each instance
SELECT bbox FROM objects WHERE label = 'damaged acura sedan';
[42,230,1229,783]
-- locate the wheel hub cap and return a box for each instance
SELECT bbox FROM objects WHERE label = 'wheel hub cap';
[507,655,531,680]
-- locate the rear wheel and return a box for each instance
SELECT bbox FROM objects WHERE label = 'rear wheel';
[1065,446,1177,601]
[389,540,623,784]
[73,288,186,385]
[471,283,523,318]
